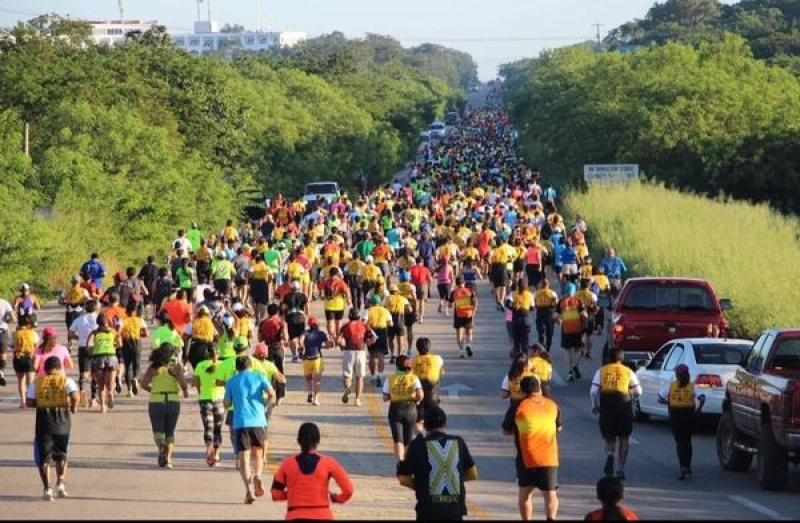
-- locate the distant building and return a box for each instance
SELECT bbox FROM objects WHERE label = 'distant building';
[170,21,306,54]
[87,20,158,46]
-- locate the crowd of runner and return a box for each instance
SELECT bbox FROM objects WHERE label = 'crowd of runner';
[4,84,647,520]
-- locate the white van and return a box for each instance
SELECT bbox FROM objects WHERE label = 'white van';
[302,181,341,205]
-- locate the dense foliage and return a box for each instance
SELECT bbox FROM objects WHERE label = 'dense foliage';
[0,16,475,296]
[500,35,800,213]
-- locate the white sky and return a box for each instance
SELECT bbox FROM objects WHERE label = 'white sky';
[0,0,740,80]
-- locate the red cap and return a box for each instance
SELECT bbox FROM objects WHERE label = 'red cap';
[253,342,268,358]
[675,364,690,375]
[115,271,125,281]
[307,316,318,327]
[42,327,57,339]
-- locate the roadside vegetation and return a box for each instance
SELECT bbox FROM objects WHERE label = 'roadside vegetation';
[564,182,800,339]
[0,16,476,297]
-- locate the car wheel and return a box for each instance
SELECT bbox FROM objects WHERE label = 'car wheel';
[716,411,752,472]
[633,397,650,422]
[757,422,788,491]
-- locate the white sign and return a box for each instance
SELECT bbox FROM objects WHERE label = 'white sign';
[583,164,639,183]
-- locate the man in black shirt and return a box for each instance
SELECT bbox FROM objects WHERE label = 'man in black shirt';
[397,406,478,521]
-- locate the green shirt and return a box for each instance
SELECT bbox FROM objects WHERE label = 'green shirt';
[187,229,203,252]
[264,249,280,272]
[176,266,195,289]
[153,325,183,349]
[195,360,225,401]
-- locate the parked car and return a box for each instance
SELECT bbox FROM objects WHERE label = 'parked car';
[444,111,461,126]
[717,328,800,491]
[301,181,340,206]
[427,121,446,140]
[633,337,752,421]
[606,277,732,367]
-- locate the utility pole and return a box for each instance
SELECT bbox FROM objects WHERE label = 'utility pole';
[592,22,604,47]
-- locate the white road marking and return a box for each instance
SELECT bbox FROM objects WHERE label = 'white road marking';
[2,393,19,403]
[728,495,790,520]
[628,437,640,445]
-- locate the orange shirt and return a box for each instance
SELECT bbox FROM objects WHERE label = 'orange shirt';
[162,299,192,336]
[515,395,560,468]
[451,286,476,318]
[271,452,354,520]
[585,506,640,521]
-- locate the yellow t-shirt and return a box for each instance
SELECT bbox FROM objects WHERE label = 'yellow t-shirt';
[367,305,392,329]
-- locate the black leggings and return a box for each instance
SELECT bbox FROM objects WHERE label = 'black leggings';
[121,338,141,389]
[535,311,555,351]
[199,400,225,448]
[388,403,417,444]
[511,315,531,355]
[268,345,286,400]
[669,408,695,469]
[148,401,181,445]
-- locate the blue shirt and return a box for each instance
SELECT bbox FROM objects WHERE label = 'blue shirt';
[224,370,272,430]
[601,256,627,279]
[303,329,328,359]
[559,246,578,265]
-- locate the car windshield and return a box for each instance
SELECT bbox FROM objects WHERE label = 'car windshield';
[621,284,716,312]
[693,343,751,365]
[305,183,337,195]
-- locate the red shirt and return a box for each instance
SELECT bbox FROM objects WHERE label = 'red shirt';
[162,299,192,336]
[259,316,285,345]
[409,265,432,286]
[340,320,369,350]
[271,452,353,520]
[584,506,639,521]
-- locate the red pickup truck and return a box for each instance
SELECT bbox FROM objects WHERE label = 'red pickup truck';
[716,328,800,491]
[605,277,732,366]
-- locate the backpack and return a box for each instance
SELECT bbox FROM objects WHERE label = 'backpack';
[17,297,37,326]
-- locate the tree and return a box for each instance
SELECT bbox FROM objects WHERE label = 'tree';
[220,23,246,33]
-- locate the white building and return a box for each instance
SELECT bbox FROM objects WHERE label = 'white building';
[87,20,158,46]
[170,21,306,54]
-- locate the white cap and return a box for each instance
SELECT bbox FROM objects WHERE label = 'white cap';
[232,302,244,312]
[291,280,301,291]
[365,255,374,263]
[222,314,234,328]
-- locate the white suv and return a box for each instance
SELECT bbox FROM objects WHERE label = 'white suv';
[302,181,341,206]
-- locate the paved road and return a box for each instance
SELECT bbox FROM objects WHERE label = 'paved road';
[2,87,800,519]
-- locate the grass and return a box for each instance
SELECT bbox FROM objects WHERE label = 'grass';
[563,181,800,339]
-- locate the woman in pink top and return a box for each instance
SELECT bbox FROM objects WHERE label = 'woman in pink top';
[435,258,454,316]
[33,327,74,376]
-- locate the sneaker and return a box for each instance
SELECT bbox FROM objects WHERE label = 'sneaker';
[115,378,122,394]
[165,461,173,469]
[43,488,53,501]
[79,395,88,409]
[132,378,139,396]
[108,395,115,409]
[465,345,473,358]
[245,492,256,504]
[55,482,67,498]
[604,455,614,477]
[566,371,575,382]
[616,470,626,481]
[459,352,465,359]
[126,390,134,398]
[253,476,265,497]
[678,468,688,481]
[389,355,395,365]
[312,398,320,406]
[158,448,167,468]
[573,366,581,380]
[0,372,6,386]
[307,393,313,404]
[354,398,362,407]
[375,375,383,388]
[341,386,351,404]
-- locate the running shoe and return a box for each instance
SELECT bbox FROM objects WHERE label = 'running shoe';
[465,345,473,358]
[0,372,6,387]
[165,461,173,469]
[43,488,53,501]
[460,351,465,359]
[616,470,626,481]
[158,448,167,468]
[354,398,362,407]
[132,378,139,396]
[341,386,351,404]
[55,482,68,498]
[245,492,256,504]
[115,377,122,394]
[307,393,313,404]
[678,468,688,481]
[126,390,134,398]
[108,395,115,409]
[604,454,614,477]
[375,375,383,388]
[291,356,299,364]
[566,371,575,382]
[313,398,320,406]
[253,476,265,497]
[573,366,581,380]
[389,355,395,364]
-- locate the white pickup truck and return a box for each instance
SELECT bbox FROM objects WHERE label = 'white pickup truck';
[302,181,341,206]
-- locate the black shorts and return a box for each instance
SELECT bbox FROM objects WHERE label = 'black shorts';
[324,309,344,321]
[415,285,426,300]
[235,427,267,450]
[234,276,247,287]
[584,319,595,335]
[388,403,417,444]
[404,312,417,328]
[416,393,440,423]
[251,279,269,306]
[599,405,633,439]
[213,279,231,296]
[388,314,405,338]
[0,330,7,355]
[78,346,91,374]
[513,259,525,273]
[12,353,33,374]
[561,332,583,349]
[286,314,306,340]
[491,264,509,287]
[453,316,473,330]
[516,462,558,491]
[35,434,70,466]
[370,328,389,355]
[437,283,450,300]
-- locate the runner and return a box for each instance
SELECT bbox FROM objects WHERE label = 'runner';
[14,283,41,328]
[504,375,561,521]
[533,279,558,352]
[320,266,350,340]
[366,294,392,386]
[26,356,79,501]
[12,315,39,408]
[58,276,89,335]
[575,279,599,361]
[80,252,106,291]
[500,354,534,434]
[270,422,354,519]
[68,300,98,408]
[140,345,189,468]
[383,354,424,462]
[584,476,640,521]
[599,247,627,299]
[590,348,642,481]
[528,343,553,398]
[223,356,275,504]
[448,275,477,359]
[397,406,478,521]
[411,337,444,434]
[249,252,273,324]
[186,305,217,371]
[509,280,534,358]
[86,314,121,413]
[386,284,412,363]
[434,258,454,316]
[120,301,148,397]
[257,303,288,405]
[0,294,14,387]
[337,307,376,408]
[302,316,333,406]
[555,282,587,382]
[33,327,73,378]
[397,272,419,355]
[658,363,706,480]
[281,280,308,364]
[194,344,225,467]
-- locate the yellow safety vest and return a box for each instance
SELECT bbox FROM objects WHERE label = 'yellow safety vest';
[669,381,696,409]
[599,363,631,397]
[388,372,416,403]
[412,355,442,384]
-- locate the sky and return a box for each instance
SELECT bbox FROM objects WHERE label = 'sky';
[0,0,739,80]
